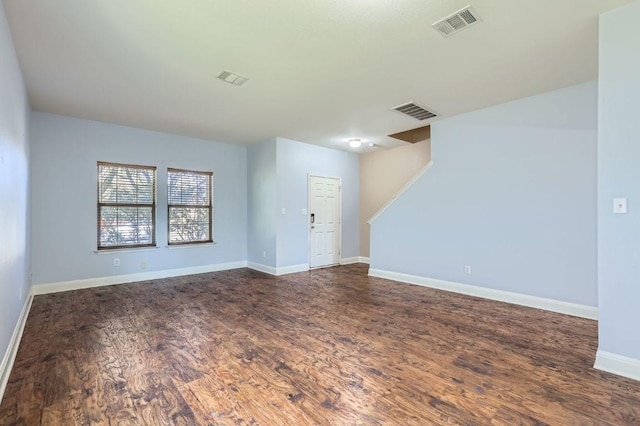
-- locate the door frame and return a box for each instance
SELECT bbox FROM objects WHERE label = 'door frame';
[307,174,342,269]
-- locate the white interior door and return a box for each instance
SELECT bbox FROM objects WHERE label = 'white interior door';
[309,175,341,268]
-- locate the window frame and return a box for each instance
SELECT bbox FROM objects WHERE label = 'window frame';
[97,161,157,251]
[167,167,214,246]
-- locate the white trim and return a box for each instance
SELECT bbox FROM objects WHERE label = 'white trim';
[165,242,216,249]
[247,262,309,276]
[1,290,34,403]
[32,261,248,295]
[368,268,598,320]
[340,256,370,265]
[94,246,160,254]
[247,262,277,275]
[368,160,434,224]
[594,350,640,381]
[276,264,309,275]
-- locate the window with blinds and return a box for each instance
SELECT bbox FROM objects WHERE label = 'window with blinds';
[97,162,156,250]
[168,168,213,245]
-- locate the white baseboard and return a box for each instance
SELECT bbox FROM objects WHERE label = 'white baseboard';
[276,264,309,275]
[1,290,34,403]
[247,262,309,276]
[250,257,370,275]
[340,256,370,265]
[368,268,598,320]
[594,350,640,381]
[32,261,248,295]
[247,262,277,275]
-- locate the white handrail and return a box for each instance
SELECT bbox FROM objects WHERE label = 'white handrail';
[367,160,434,224]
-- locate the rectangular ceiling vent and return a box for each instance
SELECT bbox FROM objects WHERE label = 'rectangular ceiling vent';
[392,102,437,121]
[217,70,249,86]
[432,6,481,38]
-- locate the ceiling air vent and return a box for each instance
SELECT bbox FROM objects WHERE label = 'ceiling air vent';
[432,6,481,38]
[217,70,249,86]
[392,102,437,121]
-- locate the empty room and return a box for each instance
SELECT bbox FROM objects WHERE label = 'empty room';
[2,0,640,424]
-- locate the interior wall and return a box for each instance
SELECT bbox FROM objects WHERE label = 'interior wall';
[30,112,247,285]
[359,140,431,258]
[598,1,640,360]
[276,137,359,267]
[370,81,598,306]
[0,1,30,370]
[247,138,278,266]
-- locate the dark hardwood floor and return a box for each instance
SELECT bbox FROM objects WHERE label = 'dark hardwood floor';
[1,264,640,425]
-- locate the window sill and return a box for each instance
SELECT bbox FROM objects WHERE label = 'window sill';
[94,246,160,254]
[166,242,216,249]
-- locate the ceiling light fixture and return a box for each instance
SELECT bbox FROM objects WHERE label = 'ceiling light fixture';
[348,138,362,148]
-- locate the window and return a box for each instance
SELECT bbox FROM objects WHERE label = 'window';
[168,168,213,245]
[97,162,156,250]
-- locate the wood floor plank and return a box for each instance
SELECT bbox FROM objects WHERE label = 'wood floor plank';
[2,264,640,425]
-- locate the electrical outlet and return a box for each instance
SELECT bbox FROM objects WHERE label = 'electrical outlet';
[141,262,147,270]
[614,198,627,214]
[113,258,120,267]
[464,265,471,274]
[262,251,266,258]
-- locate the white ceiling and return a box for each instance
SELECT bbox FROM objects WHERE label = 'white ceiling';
[2,0,631,152]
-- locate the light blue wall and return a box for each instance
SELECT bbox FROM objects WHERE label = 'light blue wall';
[30,112,247,284]
[598,2,640,359]
[276,137,359,267]
[247,138,277,266]
[371,82,598,306]
[0,2,30,367]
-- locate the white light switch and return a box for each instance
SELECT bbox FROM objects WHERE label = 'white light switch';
[614,198,627,214]
[301,208,307,215]
[281,208,286,215]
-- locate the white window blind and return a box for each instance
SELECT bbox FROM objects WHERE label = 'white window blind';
[167,168,213,245]
[97,162,156,250]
